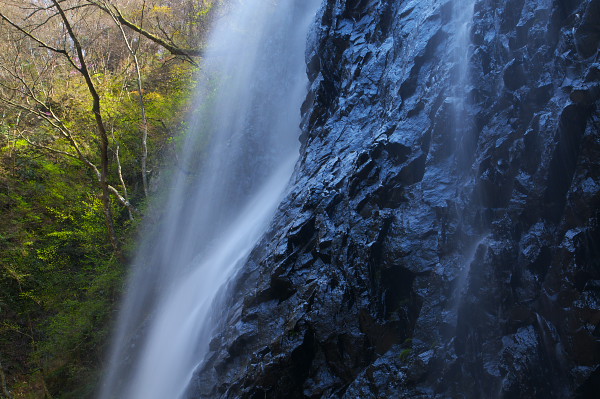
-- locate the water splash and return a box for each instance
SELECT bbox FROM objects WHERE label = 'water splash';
[98,1,320,398]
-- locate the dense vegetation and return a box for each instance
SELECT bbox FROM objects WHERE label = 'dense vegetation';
[0,1,218,397]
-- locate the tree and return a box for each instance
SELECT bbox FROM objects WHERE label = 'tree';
[88,0,203,63]
[0,0,216,396]
[0,0,130,259]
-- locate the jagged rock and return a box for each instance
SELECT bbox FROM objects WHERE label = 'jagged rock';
[185,0,600,397]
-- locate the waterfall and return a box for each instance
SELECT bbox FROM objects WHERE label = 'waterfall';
[98,1,321,398]
[452,0,476,168]
[448,0,482,319]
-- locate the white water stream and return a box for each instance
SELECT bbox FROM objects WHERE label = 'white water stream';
[451,0,479,308]
[452,0,476,162]
[99,1,320,398]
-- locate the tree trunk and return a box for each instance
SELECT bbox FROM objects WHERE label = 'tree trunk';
[52,0,124,260]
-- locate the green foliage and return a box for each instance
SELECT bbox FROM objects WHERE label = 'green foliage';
[0,11,201,399]
[399,348,412,362]
[0,146,126,396]
[0,0,221,394]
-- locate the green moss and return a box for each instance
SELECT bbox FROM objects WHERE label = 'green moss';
[399,348,412,361]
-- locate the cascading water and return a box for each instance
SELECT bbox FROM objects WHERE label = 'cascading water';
[98,1,320,398]
[452,0,476,166]
[451,0,479,301]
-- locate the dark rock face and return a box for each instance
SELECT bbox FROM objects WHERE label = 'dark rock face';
[187,0,600,397]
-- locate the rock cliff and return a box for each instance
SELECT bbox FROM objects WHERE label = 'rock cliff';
[187,0,600,397]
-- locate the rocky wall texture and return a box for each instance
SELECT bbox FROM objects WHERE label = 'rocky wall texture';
[186,0,600,397]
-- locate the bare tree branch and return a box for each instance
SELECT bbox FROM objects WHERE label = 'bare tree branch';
[107,184,135,213]
[109,126,134,219]
[86,0,201,64]
[0,92,102,179]
[51,0,123,258]
[102,0,150,197]
[0,12,77,71]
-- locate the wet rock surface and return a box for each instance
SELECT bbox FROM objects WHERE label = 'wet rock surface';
[186,0,600,397]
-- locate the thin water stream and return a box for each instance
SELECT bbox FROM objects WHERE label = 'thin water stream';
[450,0,480,315]
[452,0,476,167]
[99,1,320,398]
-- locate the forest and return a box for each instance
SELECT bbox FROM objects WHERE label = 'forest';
[0,0,218,397]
